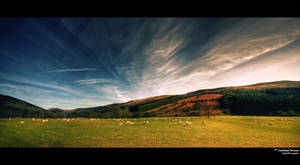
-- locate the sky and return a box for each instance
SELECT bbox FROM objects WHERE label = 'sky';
[0,18,300,109]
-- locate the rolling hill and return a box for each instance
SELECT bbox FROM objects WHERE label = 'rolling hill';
[0,94,55,118]
[1,80,300,118]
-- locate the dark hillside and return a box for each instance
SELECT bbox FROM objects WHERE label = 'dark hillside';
[0,94,55,118]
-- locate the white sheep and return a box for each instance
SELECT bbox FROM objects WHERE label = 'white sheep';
[145,121,150,125]
[125,121,134,125]
[185,121,192,126]
[20,121,24,124]
[42,119,48,123]
[268,122,274,125]
[182,121,192,126]
[202,121,206,126]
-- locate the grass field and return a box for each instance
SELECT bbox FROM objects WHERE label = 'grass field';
[0,116,300,148]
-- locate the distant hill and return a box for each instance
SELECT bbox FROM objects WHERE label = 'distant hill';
[1,80,300,118]
[123,95,174,106]
[185,80,300,97]
[0,94,55,118]
[47,108,65,113]
[64,80,300,118]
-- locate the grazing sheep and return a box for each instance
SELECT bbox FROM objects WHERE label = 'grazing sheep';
[184,121,192,126]
[20,121,24,124]
[32,118,36,121]
[42,119,48,123]
[202,121,206,126]
[268,122,274,126]
[145,121,150,125]
[119,123,123,126]
[125,121,134,125]
[186,121,192,125]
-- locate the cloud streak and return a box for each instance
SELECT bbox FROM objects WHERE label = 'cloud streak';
[74,78,116,85]
[1,18,300,109]
[110,18,300,99]
[42,68,98,73]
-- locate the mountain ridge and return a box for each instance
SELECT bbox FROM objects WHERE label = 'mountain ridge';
[1,80,300,118]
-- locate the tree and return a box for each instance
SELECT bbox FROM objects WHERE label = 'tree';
[288,110,296,116]
[202,101,211,118]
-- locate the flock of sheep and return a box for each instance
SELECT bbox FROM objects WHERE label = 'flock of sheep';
[14,117,298,127]
[253,118,297,126]
[18,117,80,124]
[113,118,194,127]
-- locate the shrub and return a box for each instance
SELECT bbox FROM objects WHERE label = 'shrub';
[287,110,296,116]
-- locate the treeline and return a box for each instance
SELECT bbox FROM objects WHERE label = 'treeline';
[220,88,300,116]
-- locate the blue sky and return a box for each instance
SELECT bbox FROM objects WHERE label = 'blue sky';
[0,18,300,109]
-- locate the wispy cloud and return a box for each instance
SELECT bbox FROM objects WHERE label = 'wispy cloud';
[1,18,300,109]
[0,73,82,96]
[93,85,132,102]
[0,83,18,89]
[112,18,300,99]
[74,78,116,85]
[42,68,98,73]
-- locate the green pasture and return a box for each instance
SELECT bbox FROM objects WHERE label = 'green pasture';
[0,116,299,147]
